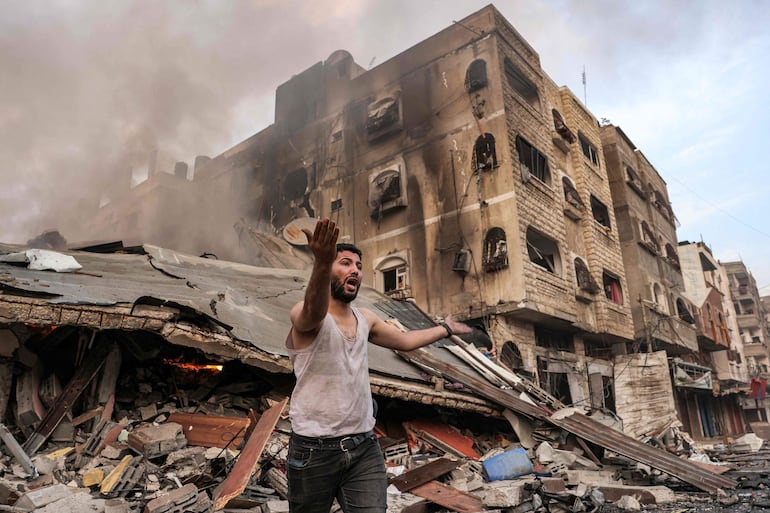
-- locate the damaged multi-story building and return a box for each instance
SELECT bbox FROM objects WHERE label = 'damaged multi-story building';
[678,241,749,437]
[178,5,640,420]
[724,261,770,422]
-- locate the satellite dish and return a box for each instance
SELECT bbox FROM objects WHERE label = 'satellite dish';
[282,217,319,246]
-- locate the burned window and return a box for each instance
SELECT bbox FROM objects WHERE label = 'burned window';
[368,167,406,219]
[516,135,550,184]
[366,96,401,141]
[602,271,623,305]
[465,59,487,93]
[504,58,539,108]
[535,326,574,352]
[590,195,611,229]
[665,243,680,267]
[562,176,584,210]
[282,168,308,202]
[574,257,599,294]
[640,221,659,253]
[651,189,673,220]
[526,227,560,274]
[552,109,575,143]
[483,227,508,272]
[500,341,524,371]
[625,166,644,196]
[474,133,498,171]
[578,132,600,167]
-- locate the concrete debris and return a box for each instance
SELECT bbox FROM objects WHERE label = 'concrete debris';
[0,310,759,513]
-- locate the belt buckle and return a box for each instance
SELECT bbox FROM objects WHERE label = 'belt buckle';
[339,436,355,451]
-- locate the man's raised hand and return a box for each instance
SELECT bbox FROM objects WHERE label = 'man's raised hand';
[303,218,339,265]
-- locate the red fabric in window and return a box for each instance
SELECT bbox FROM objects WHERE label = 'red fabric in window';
[750,378,767,400]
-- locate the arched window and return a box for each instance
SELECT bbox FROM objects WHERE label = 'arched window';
[574,257,599,294]
[483,227,508,272]
[500,341,524,371]
[474,133,498,171]
[652,283,668,313]
[376,256,410,298]
[552,109,575,143]
[465,59,487,93]
[641,221,659,253]
[562,176,584,210]
[665,244,680,267]
[527,227,561,275]
[677,298,695,324]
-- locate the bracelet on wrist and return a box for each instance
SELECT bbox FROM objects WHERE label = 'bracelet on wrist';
[440,322,453,338]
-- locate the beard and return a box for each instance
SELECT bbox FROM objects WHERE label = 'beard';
[331,277,358,303]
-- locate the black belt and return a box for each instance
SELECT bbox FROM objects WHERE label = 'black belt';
[292,430,374,451]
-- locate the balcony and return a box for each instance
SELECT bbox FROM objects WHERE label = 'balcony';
[737,314,760,330]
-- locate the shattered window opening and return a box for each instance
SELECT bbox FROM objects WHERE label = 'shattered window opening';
[500,341,524,370]
[331,198,343,212]
[482,227,509,272]
[526,227,560,275]
[366,96,401,140]
[602,271,623,305]
[562,176,584,210]
[473,133,498,171]
[574,257,599,294]
[465,59,488,93]
[552,109,575,143]
[368,167,405,219]
[641,221,659,253]
[578,131,600,167]
[625,165,644,196]
[383,264,407,294]
[590,195,611,230]
[516,135,550,184]
[504,58,539,109]
[665,243,680,267]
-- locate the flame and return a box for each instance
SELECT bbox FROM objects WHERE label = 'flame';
[163,358,223,372]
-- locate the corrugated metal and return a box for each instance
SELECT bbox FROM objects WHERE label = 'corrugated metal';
[549,411,737,493]
[403,347,737,493]
[0,243,469,383]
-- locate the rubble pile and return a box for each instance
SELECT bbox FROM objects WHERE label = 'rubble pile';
[0,322,759,512]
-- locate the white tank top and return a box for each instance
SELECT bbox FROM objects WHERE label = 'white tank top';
[287,307,375,437]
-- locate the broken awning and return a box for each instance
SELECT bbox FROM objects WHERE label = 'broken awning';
[671,358,713,390]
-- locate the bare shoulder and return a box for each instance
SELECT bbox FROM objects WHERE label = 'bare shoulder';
[358,307,381,328]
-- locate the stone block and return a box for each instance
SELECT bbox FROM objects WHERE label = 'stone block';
[262,499,291,513]
[128,422,186,458]
[82,468,105,487]
[15,483,72,510]
[478,480,531,507]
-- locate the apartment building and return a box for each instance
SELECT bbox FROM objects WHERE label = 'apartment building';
[724,261,770,421]
[678,241,748,437]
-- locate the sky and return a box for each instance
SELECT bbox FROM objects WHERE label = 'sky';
[1,0,769,290]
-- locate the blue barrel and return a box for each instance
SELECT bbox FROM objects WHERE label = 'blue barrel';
[482,447,534,481]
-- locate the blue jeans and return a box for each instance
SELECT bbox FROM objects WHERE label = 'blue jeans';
[287,431,387,513]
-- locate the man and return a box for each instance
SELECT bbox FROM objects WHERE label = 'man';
[286,218,471,513]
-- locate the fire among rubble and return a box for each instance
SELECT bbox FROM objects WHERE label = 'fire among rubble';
[162,357,224,373]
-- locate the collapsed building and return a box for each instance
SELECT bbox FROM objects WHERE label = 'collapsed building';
[0,243,747,512]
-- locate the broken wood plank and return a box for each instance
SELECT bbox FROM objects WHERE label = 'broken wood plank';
[388,457,462,492]
[211,397,288,511]
[167,412,251,449]
[22,340,113,456]
[410,481,483,513]
[576,436,602,467]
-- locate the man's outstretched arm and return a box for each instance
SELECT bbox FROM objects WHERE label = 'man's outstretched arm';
[364,310,472,351]
[290,219,339,335]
